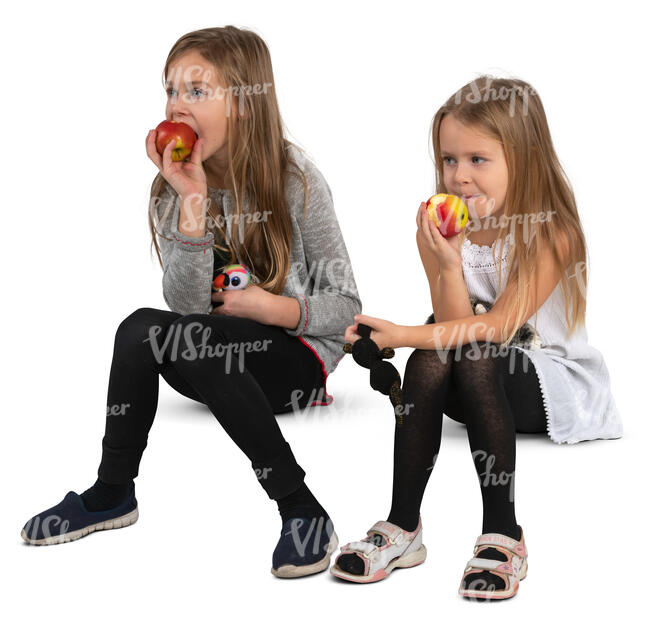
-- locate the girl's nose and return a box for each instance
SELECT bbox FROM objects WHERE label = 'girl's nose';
[454,162,472,185]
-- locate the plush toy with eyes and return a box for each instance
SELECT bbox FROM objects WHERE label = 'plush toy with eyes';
[212,263,253,292]
[211,263,258,309]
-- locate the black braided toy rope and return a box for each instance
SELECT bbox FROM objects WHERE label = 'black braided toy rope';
[342,323,405,425]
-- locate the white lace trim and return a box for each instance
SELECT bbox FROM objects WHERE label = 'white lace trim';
[462,231,514,269]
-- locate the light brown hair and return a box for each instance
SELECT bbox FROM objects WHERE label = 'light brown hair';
[430,75,587,346]
[148,26,308,294]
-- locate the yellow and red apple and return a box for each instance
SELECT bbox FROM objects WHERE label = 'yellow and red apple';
[155,120,197,162]
[425,193,469,238]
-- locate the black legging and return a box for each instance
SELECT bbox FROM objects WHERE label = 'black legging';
[97,307,326,500]
[387,312,547,537]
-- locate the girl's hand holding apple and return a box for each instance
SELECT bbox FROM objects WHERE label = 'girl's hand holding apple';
[145,123,207,203]
[416,201,463,272]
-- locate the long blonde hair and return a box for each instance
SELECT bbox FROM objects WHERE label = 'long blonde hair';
[430,75,587,346]
[148,26,309,295]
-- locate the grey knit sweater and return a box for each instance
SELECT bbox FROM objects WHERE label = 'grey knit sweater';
[152,143,362,383]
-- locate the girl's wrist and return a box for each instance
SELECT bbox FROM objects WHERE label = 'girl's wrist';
[259,291,301,330]
[396,324,411,349]
[440,264,463,278]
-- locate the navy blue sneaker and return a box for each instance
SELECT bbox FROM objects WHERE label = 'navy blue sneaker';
[271,514,339,578]
[21,483,138,545]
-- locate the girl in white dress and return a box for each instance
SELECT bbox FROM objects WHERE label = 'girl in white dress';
[331,75,622,600]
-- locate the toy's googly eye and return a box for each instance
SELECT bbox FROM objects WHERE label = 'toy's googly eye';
[225,272,249,290]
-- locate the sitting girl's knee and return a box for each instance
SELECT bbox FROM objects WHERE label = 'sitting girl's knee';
[116,307,166,344]
[404,348,454,383]
[451,342,505,384]
[408,348,451,366]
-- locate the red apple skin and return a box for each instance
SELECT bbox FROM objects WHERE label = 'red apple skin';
[425,193,469,238]
[155,120,197,162]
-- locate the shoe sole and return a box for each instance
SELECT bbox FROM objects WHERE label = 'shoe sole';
[271,532,340,578]
[21,507,139,545]
[458,557,528,600]
[330,544,427,583]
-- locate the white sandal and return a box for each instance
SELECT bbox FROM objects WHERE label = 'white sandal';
[458,526,528,600]
[330,517,427,583]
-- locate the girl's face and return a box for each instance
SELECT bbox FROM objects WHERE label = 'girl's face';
[165,50,232,180]
[439,114,508,221]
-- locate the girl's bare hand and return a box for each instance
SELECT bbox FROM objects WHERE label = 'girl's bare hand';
[416,202,463,272]
[344,313,404,350]
[210,284,273,322]
[145,129,208,201]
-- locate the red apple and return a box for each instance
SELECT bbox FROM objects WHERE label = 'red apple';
[425,193,469,238]
[155,120,197,162]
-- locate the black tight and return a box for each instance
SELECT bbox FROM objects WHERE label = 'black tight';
[387,316,547,537]
[97,307,326,500]
[334,313,548,582]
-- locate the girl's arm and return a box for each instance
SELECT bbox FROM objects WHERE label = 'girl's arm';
[396,231,571,349]
[282,159,362,338]
[436,266,474,321]
[265,295,301,330]
[416,212,473,322]
[153,184,215,315]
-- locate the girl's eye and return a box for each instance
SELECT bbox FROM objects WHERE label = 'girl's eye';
[165,88,204,99]
[442,155,485,165]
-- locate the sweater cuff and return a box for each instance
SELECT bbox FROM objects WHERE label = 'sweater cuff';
[283,294,308,337]
[170,202,214,251]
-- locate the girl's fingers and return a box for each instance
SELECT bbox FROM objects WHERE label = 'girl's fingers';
[429,217,443,241]
[355,314,379,329]
[162,138,177,171]
[416,202,427,227]
[145,130,163,171]
[420,204,437,249]
[344,324,358,343]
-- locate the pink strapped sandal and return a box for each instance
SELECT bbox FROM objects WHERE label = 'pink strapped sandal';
[458,526,528,600]
[330,517,427,583]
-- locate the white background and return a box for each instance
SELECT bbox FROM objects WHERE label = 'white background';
[2,0,647,617]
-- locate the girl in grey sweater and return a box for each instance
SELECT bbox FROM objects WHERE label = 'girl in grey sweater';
[21,26,361,579]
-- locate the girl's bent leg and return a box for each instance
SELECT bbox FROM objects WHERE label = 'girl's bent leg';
[386,347,455,531]
[451,341,544,593]
[162,313,325,501]
[97,307,199,484]
[444,349,547,434]
[451,342,523,538]
[335,346,455,577]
